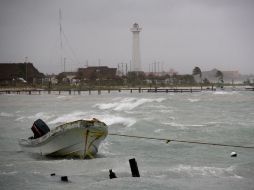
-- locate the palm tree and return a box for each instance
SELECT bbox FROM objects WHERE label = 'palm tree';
[215,70,224,88]
[192,66,202,84]
[215,70,223,82]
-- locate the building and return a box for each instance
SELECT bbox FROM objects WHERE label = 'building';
[57,72,78,84]
[77,66,117,81]
[0,63,44,84]
[130,23,142,72]
[201,69,242,83]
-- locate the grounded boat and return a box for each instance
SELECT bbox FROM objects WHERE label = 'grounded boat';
[19,118,108,158]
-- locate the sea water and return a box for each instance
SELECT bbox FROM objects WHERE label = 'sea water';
[0,91,254,189]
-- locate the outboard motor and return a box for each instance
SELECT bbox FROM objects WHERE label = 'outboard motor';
[31,119,50,139]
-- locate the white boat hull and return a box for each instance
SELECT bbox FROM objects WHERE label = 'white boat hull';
[19,119,108,158]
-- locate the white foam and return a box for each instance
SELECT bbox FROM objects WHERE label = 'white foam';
[163,122,186,129]
[0,171,18,175]
[15,112,54,122]
[0,112,14,117]
[163,122,205,129]
[95,97,166,111]
[29,112,54,120]
[99,139,115,155]
[5,163,14,167]
[15,116,25,121]
[188,98,200,102]
[169,165,242,178]
[48,111,88,124]
[48,112,136,128]
[203,121,223,127]
[158,109,173,114]
[154,128,164,133]
[56,95,67,99]
[97,115,136,127]
[213,91,238,95]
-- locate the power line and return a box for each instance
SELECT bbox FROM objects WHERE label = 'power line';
[109,133,254,149]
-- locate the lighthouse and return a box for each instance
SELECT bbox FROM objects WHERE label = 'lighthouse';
[130,23,142,72]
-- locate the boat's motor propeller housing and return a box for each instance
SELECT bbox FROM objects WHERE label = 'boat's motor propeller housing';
[31,119,50,139]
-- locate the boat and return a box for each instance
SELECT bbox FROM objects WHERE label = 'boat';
[19,118,108,158]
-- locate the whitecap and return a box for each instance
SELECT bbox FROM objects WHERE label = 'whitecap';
[188,98,200,102]
[163,122,186,129]
[213,91,238,95]
[99,140,115,155]
[158,109,173,114]
[49,112,136,128]
[188,124,206,127]
[56,95,67,99]
[1,171,18,175]
[48,111,87,124]
[15,112,54,122]
[15,116,25,121]
[32,171,40,174]
[94,97,166,111]
[28,112,54,120]
[5,163,14,167]
[169,165,242,178]
[98,115,136,127]
[0,112,14,117]
[163,122,205,129]
[154,128,164,133]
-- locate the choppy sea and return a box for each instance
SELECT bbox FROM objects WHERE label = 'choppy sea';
[0,90,254,190]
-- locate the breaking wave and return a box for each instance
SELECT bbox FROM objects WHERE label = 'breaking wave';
[15,112,54,122]
[94,97,166,111]
[48,112,136,127]
[48,111,87,124]
[98,115,136,127]
[99,139,115,155]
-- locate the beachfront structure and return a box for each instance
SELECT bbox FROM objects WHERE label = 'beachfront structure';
[77,66,117,80]
[130,23,142,72]
[0,63,44,84]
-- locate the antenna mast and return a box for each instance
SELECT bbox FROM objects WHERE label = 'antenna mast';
[59,9,63,50]
[59,9,64,72]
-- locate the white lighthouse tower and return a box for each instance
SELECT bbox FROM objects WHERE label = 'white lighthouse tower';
[130,23,142,72]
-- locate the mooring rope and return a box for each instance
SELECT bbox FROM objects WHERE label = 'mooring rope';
[109,133,254,149]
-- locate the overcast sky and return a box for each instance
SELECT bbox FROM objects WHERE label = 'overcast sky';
[0,0,254,74]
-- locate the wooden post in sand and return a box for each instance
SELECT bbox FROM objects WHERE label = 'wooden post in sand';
[129,158,140,177]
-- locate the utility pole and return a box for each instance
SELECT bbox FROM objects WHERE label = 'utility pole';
[85,60,88,67]
[121,63,124,76]
[154,61,157,76]
[157,62,160,76]
[64,57,66,72]
[25,56,28,82]
[117,63,120,76]
[59,9,63,72]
